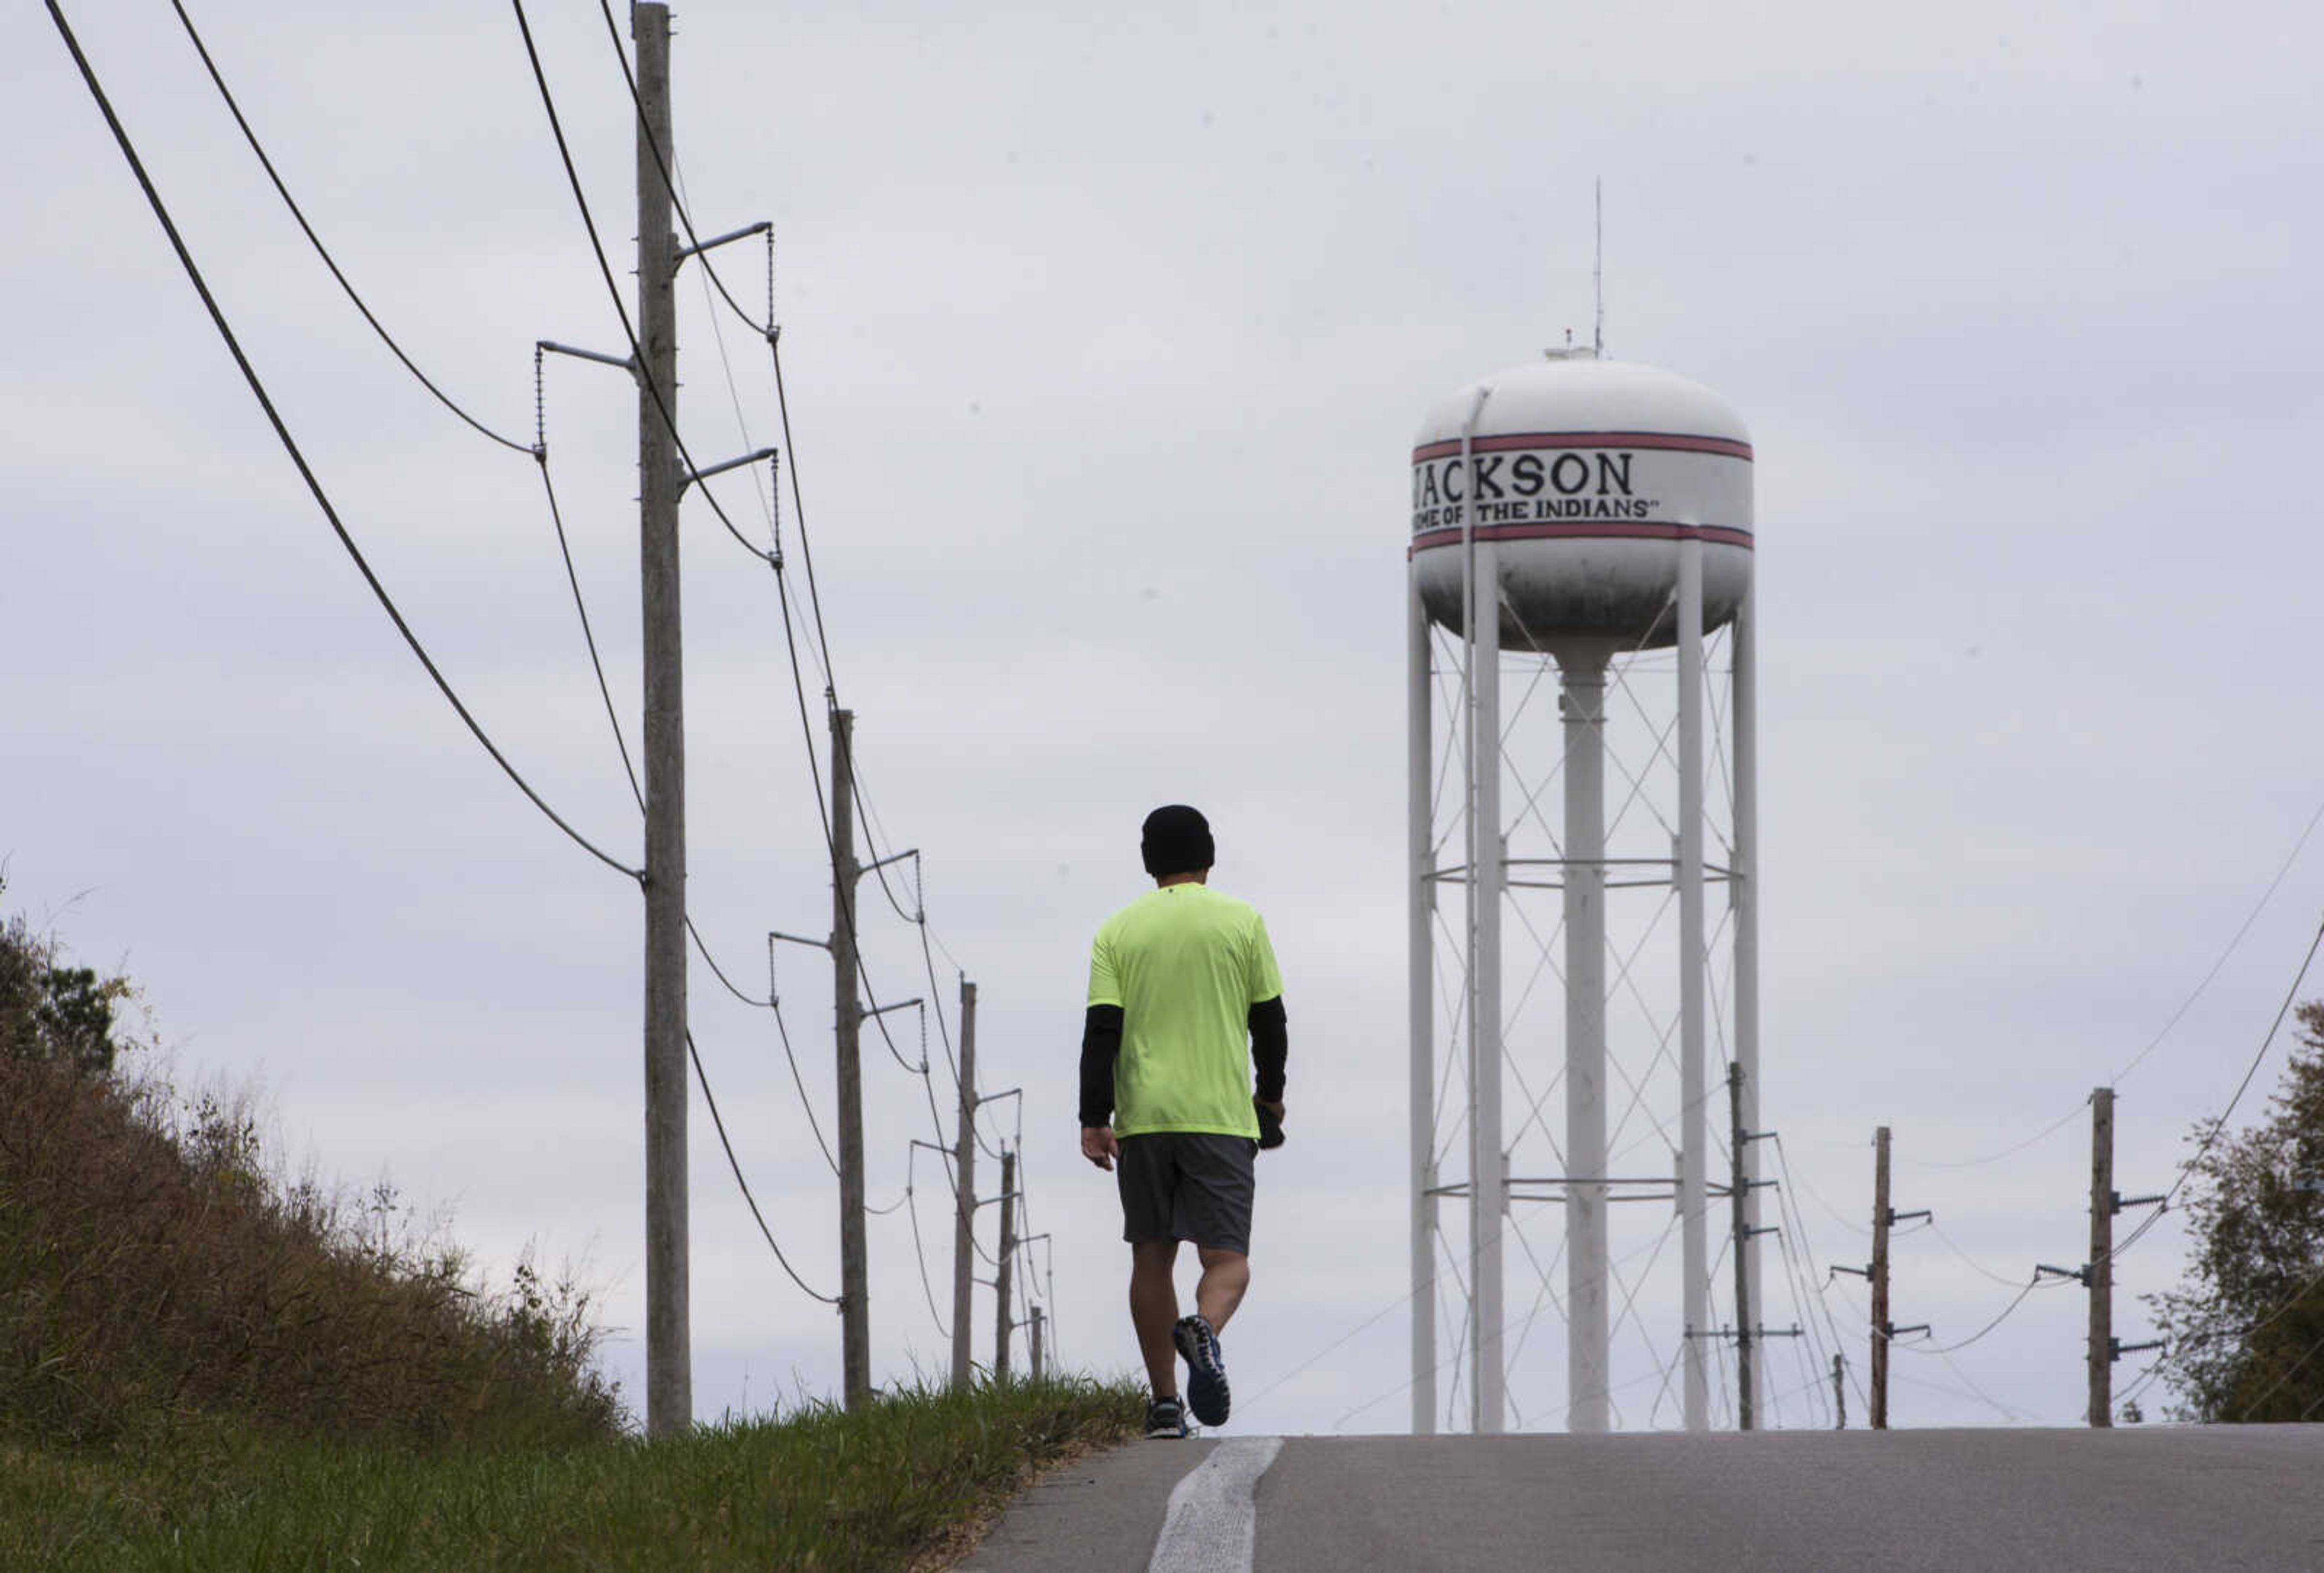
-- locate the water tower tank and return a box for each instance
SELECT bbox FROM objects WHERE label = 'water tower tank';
[1410,355,1753,652]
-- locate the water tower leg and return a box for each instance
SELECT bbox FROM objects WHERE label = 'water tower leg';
[1469,545,1506,1436]
[1731,574,1762,1424]
[1559,645,1609,1434]
[1678,539,1710,1432]
[1408,565,1437,1436]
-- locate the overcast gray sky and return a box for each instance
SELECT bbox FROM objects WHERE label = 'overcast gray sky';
[8,0,2322,1434]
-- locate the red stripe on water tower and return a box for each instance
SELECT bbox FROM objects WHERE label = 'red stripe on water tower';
[1410,432,1754,464]
[1407,521,1756,557]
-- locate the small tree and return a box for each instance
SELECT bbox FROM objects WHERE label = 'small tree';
[2147,1001,2324,1422]
[0,884,136,1076]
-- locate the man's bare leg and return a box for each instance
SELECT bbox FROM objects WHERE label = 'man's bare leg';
[1129,1239,1182,1396]
[1195,1246,1250,1333]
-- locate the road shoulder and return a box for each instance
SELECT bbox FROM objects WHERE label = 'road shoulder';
[950,1434,1221,1571]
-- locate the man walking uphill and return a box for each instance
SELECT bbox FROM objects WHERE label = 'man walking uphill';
[1080,805,1288,1440]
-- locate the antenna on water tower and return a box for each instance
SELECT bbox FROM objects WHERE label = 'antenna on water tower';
[1593,178,1605,358]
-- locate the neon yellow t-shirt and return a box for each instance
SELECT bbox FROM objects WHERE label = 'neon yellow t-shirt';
[1086,884,1284,1138]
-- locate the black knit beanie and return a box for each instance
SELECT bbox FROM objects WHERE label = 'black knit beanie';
[1140,804,1215,878]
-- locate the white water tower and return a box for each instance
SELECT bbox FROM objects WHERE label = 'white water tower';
[1406,350,1760,1433]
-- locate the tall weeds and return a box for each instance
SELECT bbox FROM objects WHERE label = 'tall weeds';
[0,904,625,1451]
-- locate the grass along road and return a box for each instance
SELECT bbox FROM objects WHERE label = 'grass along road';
[0,1378,1144,1572]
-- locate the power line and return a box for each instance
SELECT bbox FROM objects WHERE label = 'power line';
[540,370,841,1031]
[847,801,1008,1158]
[1767,1134,1869,1413]
[2113,950,2324,1411]
[508,0,779,571]
[2235,1326,2324,1420]
[2122,1252,2324,1414]
[2113,790,2324,1085]
[1899,1356,2040,1425]
[2124,908,2324,1240]
[1925,1218,2034,1289]
[1897,1278,2055,1356]
[167,0,534,455]
[537,347,817,1031]
[591,0,772,339]
[901,1144,950,1338]
[687,1027,839,1304]
[768,984,840,1178]
[768,331,839,681]
[1917,1100,2086,1173]
[534,432,644,812]
[1926,798,2324,1171]
[48,0,638,883]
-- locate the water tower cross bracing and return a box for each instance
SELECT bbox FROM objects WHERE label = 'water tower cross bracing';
[1406,350,1761,1434]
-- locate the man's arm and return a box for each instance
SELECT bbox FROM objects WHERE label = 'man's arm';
[1080,1003,1124,1168]
[1249,996,1287,1107]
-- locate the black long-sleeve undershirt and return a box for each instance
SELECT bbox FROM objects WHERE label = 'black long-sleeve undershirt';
[1249,996,1287,1103]
[1078,1005,1122,1128]
[1078,997,1288,1129]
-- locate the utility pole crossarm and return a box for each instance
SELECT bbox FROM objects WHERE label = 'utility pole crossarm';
[539,337,634,371]
[859,846,920,878]
[679,445,777,495]
[675,218,770,262]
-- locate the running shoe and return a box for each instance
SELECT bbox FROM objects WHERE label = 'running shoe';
[1144,1395,1189,1439]
[1173,1314,1230,1427]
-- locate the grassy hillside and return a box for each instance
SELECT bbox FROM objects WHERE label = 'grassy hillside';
[0,902,621,1452]
[0,896,1141,1568]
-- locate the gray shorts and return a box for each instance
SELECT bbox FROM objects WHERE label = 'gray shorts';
[1117,1132,1258,1256]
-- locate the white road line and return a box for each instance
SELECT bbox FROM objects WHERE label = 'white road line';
[1147,1436,1284,1572]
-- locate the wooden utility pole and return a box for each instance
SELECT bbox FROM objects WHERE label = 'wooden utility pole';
[1871,1125,1891,1430]
[632,0,692,1440]
[830,707,870,1410]
[1030,1305,1045,1382]
[995,1148,1018,1381]
[950,979,979,1388]
[2089,1086,2115,1428]
[1731,1064,1754,1430]
[1833,1355,1846,1429]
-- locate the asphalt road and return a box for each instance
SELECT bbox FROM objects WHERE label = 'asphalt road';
[958,1427,2324,1572]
